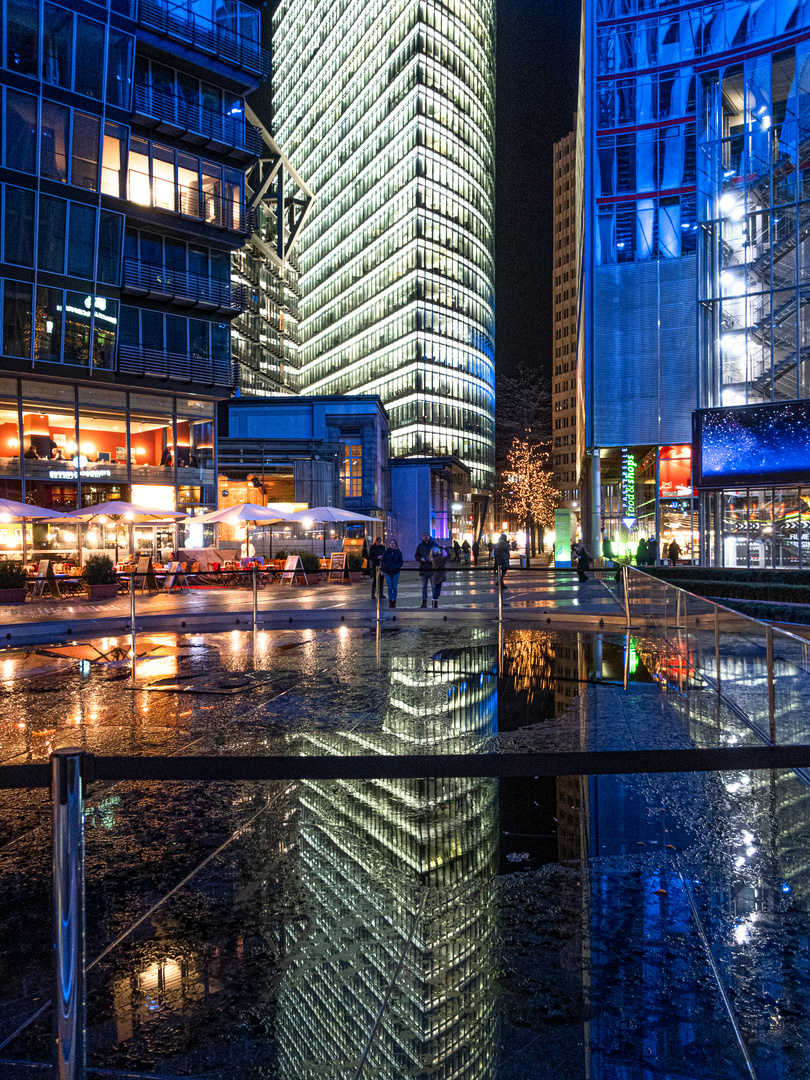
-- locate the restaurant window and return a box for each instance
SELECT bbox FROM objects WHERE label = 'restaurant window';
[38,195,67,273]
[3,186,35,267]
[3,279,32,358]
[5,90,37,174]
[77,405,127,481]
[22,401,77,472]
[130,396,174,473]
[341,442,362,498]
[0,399,21,477]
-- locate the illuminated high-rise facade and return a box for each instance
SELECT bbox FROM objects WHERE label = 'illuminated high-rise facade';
[271,0,496,497]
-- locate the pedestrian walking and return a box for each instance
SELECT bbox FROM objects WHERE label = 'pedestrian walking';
[381,538,403,607]
[431,545,448,608]
[368,535,385,598]
[487,540,494,559]
[494,532,511,588]
[647,536,659,566]
[636,537,648,566]
[602,534,614,567]
[576,542,591,582]
[471,539,480,564]
[452,539,462,561]
[415,531,434,608]
[461,538,471,563]
[668,538,681,566]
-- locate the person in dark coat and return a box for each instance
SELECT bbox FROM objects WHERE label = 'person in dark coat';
[368,536,386,598]
[430,546,448,607]
[380,539,403,607]
[452,540,461,561]
[415,532,434,608]
[602,535,614,567]
[494,533,511,588]
[576,543,591,582]
[471,539,480,564]
[636,537,648,566]
[668,538,681,566]
[461,539,471,562]
[647,537,659,566]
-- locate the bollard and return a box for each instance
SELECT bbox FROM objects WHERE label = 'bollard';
[497,566,503,624]
[252,565,259,628]
[622,564,632,627]
[52,748,87,1080]
[766,626,776,743]
[129,572,136,679]
[376,567,381,623]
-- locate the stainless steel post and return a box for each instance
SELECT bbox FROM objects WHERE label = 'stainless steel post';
[129,572,136,679]
[498,566,503,623]
[252,565,258,628]
[622,564,631,627]
[714,606,722,696]
[52,748,87,1080]
[376,567,381,622]
[766,625,776,743]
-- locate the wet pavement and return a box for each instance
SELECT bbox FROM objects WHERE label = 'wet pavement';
[0,624,808,1077]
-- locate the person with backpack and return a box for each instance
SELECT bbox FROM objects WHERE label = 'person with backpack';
[430,545,448,608]
[494,532,511,588]
[415,532,434,608]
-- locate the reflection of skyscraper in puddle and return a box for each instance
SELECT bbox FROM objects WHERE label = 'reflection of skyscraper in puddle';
[278,638,499,1080]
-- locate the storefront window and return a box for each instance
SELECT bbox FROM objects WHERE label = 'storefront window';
[0,400,20,478]
[773,489,800,569]
[129,396,173,485]
[77,404,128,491]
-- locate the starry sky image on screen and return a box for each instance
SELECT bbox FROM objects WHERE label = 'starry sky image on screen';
[701,402,810,483]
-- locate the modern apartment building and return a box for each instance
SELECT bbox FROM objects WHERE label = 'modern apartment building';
[581,0,810,567]
[551,123,579,510]
[270,0,496,528]
[0,0,269,559]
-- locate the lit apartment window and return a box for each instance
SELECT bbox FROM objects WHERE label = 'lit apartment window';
[341,442,362,498]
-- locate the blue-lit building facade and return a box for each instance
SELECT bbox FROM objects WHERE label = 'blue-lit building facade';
[581,0,810,567]
[0,0,268,561]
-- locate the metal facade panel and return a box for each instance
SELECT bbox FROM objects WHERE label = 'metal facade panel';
[592,256,696,447]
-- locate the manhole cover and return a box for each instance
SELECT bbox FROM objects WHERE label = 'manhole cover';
[143,670,274,694]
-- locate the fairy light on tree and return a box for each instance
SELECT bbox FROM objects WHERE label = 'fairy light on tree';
[501,437,558,560]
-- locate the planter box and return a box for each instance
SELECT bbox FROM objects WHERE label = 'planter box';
[88,583,120,600]
[0,588,26,604]
[295,572,321,585]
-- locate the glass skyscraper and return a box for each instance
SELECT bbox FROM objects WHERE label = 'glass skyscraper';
[581,0,810,566]
[271,0,496,499]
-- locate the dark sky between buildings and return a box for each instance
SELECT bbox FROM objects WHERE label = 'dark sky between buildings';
[496,0,580,387]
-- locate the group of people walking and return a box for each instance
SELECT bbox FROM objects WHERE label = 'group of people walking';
[365,531,512,609]
[634,537,681,566]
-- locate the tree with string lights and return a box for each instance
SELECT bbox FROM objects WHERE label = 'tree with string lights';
[500,437,557,561]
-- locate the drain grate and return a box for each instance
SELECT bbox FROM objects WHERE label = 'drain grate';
[143,669,275,694]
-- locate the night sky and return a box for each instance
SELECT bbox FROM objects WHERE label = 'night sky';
[495,0,580,386]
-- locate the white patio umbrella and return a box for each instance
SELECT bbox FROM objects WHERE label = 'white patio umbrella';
[189,503,301,560]
[286,505,379,557]
[0,499,69,564]
[59,500,186,563]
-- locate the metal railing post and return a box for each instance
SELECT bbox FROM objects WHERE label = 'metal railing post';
[766,625,776,743]
[497,565,503,624]
[129,572,136,679]
[622,564,632,627]
[52,748,87,1080]
[714,606,722,696]
[376,567,381,623]
[252,565,258,628]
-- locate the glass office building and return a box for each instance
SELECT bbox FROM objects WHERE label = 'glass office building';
[271,0,496,504]
[0,0,268,560]
[582,0,810,566]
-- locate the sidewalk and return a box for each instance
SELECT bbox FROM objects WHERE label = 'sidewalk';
[0,569,626,645]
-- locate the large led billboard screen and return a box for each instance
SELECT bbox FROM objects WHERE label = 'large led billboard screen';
[694,400,810,488]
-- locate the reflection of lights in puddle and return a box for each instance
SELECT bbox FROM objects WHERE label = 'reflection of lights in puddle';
[135,657,179,678]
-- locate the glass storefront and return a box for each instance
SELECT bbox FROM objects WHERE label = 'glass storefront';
[0,378,218,562]
[703,487,810,568]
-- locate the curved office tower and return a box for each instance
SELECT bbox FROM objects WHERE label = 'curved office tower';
[272,0,496,499]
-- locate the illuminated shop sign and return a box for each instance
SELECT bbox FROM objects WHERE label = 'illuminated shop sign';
[621,447,636,523]
[49,469,111,480]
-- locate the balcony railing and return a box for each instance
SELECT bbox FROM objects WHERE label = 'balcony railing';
[118,344,234,387]
[122,259,248,311]
[127,169,253,236]
[138,0,270,78]
[133,84,263,157]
